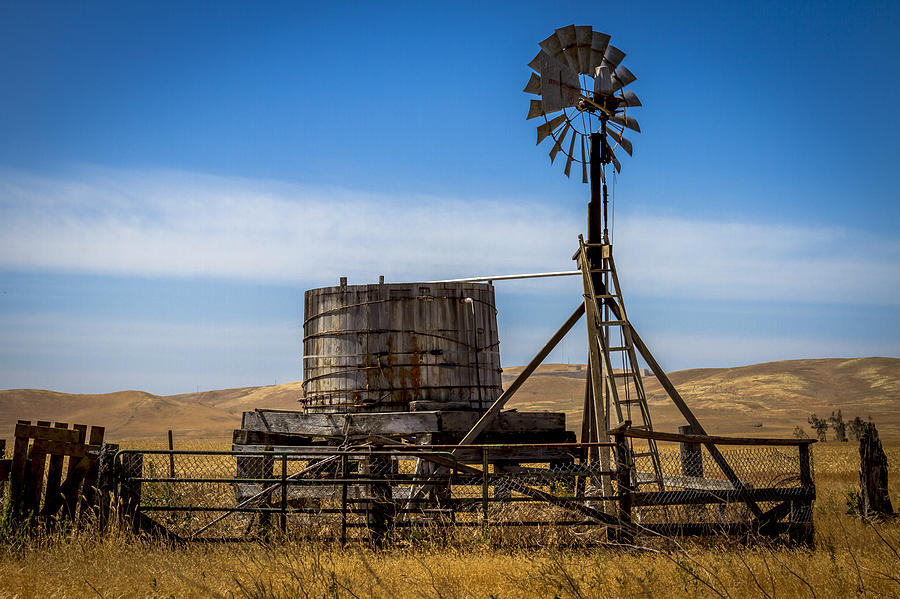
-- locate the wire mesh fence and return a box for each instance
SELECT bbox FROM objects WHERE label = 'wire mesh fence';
[113,433,815,544]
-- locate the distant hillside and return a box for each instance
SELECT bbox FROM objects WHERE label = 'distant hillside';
[504,357,900,442]
[1,358,897,444]
[0,382,302,442]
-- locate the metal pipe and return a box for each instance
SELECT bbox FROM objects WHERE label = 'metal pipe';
[421,271,580,283]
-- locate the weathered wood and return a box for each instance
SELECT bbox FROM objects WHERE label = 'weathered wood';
[614,430,633,543]
[119,453,144,529]
[9,421,32,515]
[14,423,81,445]
[239,409,568,439]
[623,427,816,447]
[858,422,894,518]
[95,443,119,531]
[303,282,501,412]
[78,426,106,516]
[41,423,69,520]
[233,429,314,446]
[679,424,703,478]
[242,410,441,436]
[59,455,90,520]
[23,438,48,514]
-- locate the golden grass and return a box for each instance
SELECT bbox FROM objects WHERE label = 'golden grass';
[2,444,899,598]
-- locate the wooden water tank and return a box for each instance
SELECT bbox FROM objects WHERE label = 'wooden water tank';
[302,281,501,413]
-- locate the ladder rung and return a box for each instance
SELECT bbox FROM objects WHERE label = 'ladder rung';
[612,372,636,378]
[619,399,645,405]
[594,294,618,299]
[600,320,628,326]
[608,346,633,351]
[631,452,657,458]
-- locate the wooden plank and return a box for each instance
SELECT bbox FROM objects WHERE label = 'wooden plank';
[241,410,441,436]
[9,421,31,515]
[440,411,566,434]
[59,455,90,520]
[14,423,81,444]
[23,438,49,515]
[0,459,10,482]
[95,443,119,531]
[623,428,817,447]
[233,429,314,446]
[41,422,70,520]
[79,426,106,516]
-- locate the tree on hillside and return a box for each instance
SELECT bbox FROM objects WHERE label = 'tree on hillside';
[849,416,871,441]
[792,426,809,439]
[829,410,848,442]
[808,414,829,442]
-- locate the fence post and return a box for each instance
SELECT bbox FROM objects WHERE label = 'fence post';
[167,430,176,479]
[95,443,119,532]
[613,425,633,544]
[679,424,703,478]
[280,453,287,534]
[119,452,143,532]
[340,453,348,546]
[790,443,815,547]
[482,448,490,525]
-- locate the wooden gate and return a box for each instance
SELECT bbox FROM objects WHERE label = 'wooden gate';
[4,420,117,527]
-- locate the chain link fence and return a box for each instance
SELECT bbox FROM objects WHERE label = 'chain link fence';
[113,435,815,544]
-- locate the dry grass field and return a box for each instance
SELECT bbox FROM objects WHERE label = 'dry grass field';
[0,444,898,598]
[1,357,898,597]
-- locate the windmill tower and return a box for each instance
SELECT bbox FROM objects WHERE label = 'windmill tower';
[524,26,750,499]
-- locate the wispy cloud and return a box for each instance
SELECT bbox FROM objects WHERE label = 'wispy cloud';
[1,167,897,304]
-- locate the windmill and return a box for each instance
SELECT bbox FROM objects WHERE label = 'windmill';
[523,26,760,508]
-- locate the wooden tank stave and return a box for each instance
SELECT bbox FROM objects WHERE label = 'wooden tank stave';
[302,282,501,413]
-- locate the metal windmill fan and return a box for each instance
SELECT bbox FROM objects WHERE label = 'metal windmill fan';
[524,25,641,182]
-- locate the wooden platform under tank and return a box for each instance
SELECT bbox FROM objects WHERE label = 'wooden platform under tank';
[233,409,574,463]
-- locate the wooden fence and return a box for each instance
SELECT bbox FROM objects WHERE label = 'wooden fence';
[3,420,118,528]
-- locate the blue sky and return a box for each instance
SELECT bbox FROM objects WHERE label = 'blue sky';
[1,1,897,394]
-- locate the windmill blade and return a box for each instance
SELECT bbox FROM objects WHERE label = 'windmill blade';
[602,45,626,70]
[523,72,541,95]
[575,25,593,74]
[540,52,580,112]
[528,51,543,73]
[610,113,641,132]
[611,66,636,92]
[549,122,571,163]
[536,113,567,144]
[581,135,588,183]
[554,24,580,73]
[527,99,545,120]
[594,65,613,96]
[564,132,577,178]
[607,128,633,156]
[539,31,564,63]
[589,31,611,73]
[610,146,622,173]
[619,89,642,107]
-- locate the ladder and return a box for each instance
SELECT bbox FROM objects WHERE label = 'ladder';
[576,236,665,493]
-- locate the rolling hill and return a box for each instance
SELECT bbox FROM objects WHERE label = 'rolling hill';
[0,358,897,444]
